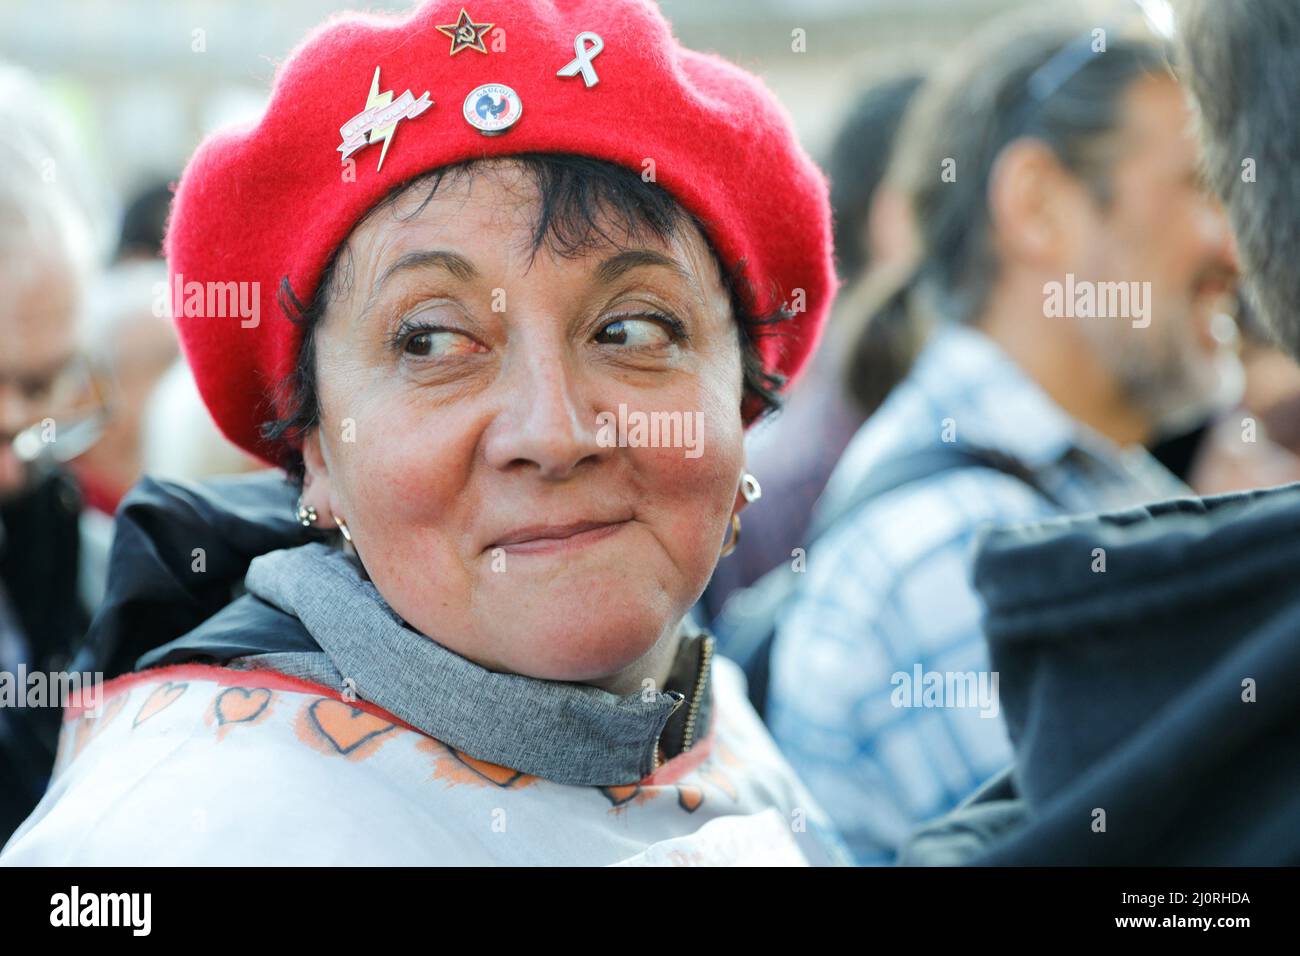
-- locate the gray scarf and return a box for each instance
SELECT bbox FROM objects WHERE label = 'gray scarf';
[238,541,713,786]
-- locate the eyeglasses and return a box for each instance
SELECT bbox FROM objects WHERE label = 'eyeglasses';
[7,355,113,465]
[1009,0,1177,137]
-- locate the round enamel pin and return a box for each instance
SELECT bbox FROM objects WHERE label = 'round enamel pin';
[463,83,522,135]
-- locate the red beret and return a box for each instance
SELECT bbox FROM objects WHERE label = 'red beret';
[166,0,836,466]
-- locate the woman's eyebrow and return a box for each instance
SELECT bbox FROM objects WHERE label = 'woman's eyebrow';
[358,249,479,322]
[372,249,479,295]
[595,249,695,288]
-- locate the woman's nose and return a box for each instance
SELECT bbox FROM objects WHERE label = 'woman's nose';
[482,358,605,479]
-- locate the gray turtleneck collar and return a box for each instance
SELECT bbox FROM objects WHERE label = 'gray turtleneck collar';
[236,541,714,787]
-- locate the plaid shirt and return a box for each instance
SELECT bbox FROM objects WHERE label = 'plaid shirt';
[767,323,1187,865]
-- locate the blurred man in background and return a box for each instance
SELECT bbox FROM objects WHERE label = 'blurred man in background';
[0,63,108,841]
[767,12,1238,864]
[904,0,1300,865]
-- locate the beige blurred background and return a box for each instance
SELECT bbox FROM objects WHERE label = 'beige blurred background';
[1,0,1079,227]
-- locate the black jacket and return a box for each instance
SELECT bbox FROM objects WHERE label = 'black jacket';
[0,468,90,840]
[904,481,1300,865]
[73,469,330,680]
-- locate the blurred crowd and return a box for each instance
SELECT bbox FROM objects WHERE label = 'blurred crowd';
[0,65,261,836]
[3,0,1300,861]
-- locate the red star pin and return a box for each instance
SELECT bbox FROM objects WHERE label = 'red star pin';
[436,8,494,56]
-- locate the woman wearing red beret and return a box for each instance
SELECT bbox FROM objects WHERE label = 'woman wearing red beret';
[2,0,845,865]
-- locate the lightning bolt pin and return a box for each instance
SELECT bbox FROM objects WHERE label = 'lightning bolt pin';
[337,66,433,173]
[366,67,398,171]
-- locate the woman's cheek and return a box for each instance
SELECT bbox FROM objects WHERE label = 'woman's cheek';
[634,407,743,581]
[343,393,465,510]
[335,402,476,583]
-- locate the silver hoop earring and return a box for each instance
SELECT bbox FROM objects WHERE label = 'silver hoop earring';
[334,515,353,543]
[296,496,318,527]
[741,472,762,503]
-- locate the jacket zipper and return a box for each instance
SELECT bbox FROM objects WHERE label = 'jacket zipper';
[652,693,686,771]
[681,635,713,752]
[652,634,715,770]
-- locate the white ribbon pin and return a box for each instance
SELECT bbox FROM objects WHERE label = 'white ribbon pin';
[557,32,604,88]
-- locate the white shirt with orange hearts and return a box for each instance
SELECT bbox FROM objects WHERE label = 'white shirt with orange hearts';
[0,659,848,866]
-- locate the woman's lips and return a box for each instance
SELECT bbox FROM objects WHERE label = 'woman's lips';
[489,519,631,555]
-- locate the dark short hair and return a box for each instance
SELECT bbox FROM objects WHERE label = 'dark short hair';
[826,72,926,283]
[1180,0,1300,357]
[844,15,1169,413]
[115,179,174,262]
[262,153,790,487]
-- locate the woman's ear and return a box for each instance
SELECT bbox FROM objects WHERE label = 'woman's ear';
[299,429,337,527]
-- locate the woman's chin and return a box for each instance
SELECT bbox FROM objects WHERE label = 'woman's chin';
[489,603,676,688]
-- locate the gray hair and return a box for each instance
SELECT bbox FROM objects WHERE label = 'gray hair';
[0,63,100,311]
[1179,0,1300,357]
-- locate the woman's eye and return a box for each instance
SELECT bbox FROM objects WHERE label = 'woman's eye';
[401,327,485,358]
[595,316,674,348]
